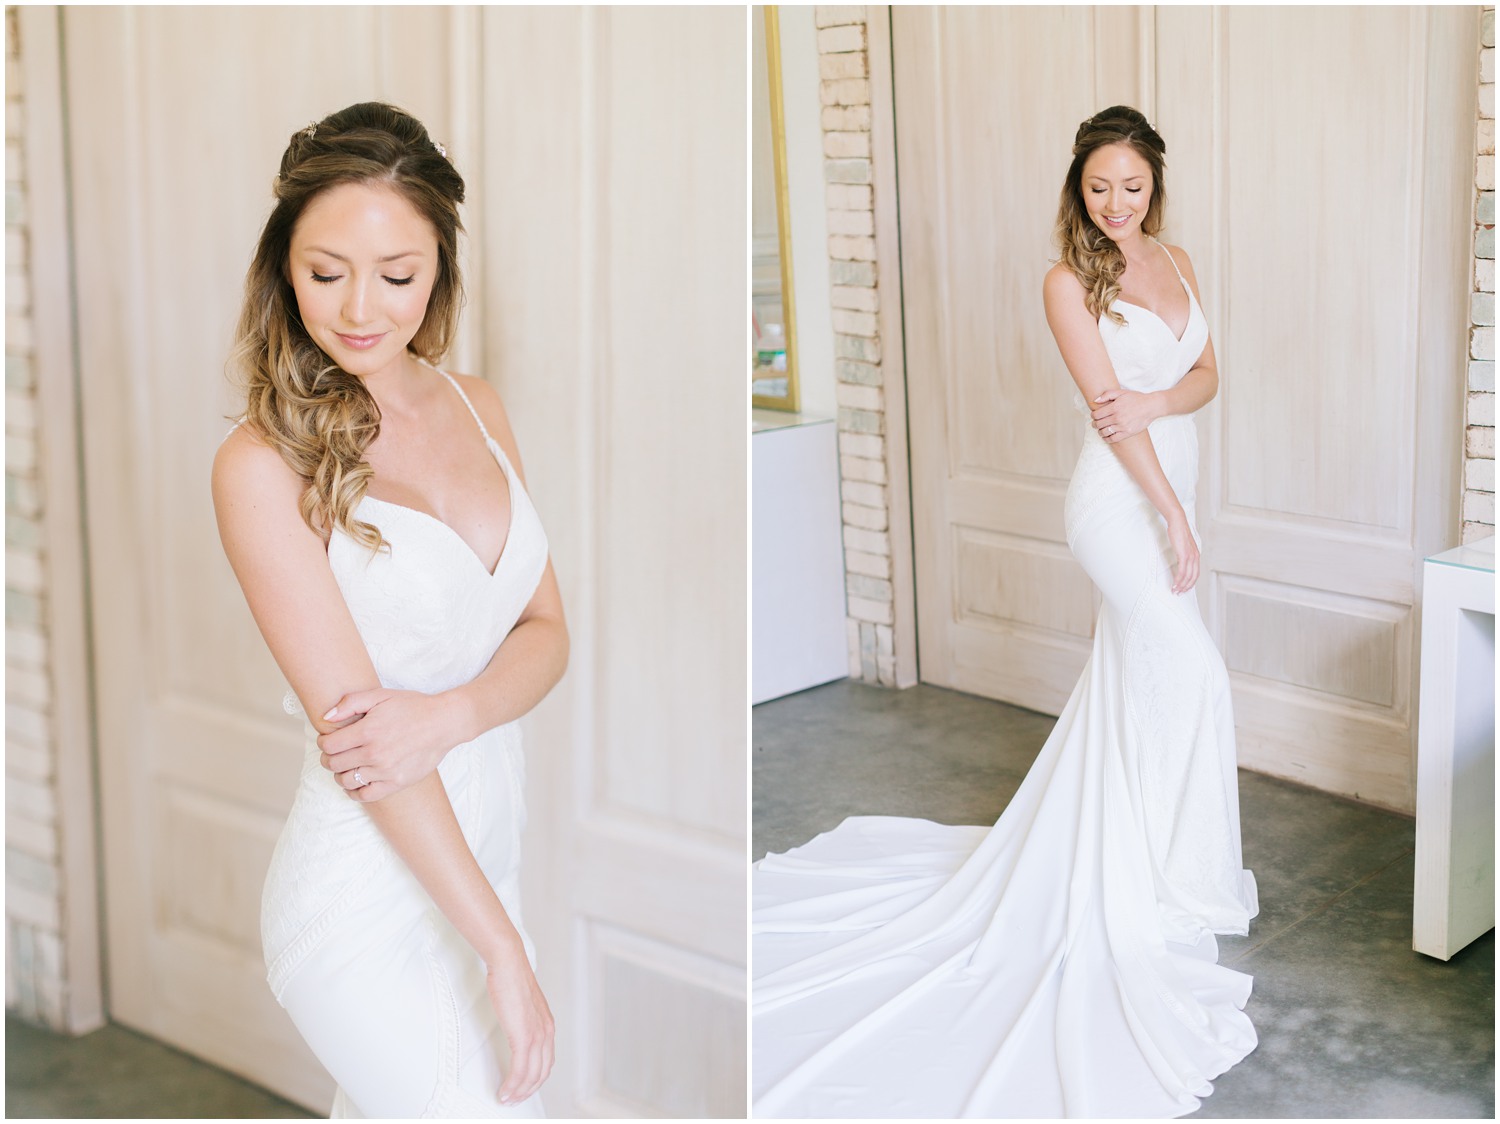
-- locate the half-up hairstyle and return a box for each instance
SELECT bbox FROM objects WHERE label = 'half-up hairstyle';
[230,101,466,551]
[1053,106,1167,326]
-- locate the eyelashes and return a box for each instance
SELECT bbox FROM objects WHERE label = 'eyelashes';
[1089,187,1143,195]
[309,273,416,287]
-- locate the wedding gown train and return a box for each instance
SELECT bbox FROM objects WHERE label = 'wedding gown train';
[752,243,1259,1118]
[258,368,550,1118]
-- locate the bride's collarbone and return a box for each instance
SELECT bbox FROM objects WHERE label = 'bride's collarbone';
[363,432,510,525]
[1117,271,1189,333]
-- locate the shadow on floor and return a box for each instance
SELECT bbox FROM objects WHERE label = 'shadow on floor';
[753,678,1496,1119]
[5,1013,315,1119]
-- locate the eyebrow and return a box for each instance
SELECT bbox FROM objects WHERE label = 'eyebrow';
[1086,175,1147,183]
[302,247,422,264]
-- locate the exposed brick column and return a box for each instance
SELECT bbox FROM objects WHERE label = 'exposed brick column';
[1464,6,1496,543]
[4,6,69,1029]
[816,5,902,685]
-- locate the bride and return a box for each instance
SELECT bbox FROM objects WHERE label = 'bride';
[214,103,565,1117]
[752,106,1259,1118]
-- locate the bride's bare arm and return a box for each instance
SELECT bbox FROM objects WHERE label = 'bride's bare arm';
[211,427,554,1104]
[1043,264,1200,593]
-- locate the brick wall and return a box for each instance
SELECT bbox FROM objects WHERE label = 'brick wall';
[815,5,901,685]
[5,5,70,1029]
[1465,7,1496,544]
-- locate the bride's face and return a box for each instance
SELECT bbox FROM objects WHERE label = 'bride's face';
[287,181,440,381]
[1080,142,1153,244]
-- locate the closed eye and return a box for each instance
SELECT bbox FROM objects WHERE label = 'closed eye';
[309,273,415,286]
[1089,187,1143,194]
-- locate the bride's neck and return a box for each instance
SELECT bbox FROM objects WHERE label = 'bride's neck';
[1117,233,1156,271]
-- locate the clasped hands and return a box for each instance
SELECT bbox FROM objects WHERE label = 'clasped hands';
[1091,388,1160,442]
[317,688,466,801]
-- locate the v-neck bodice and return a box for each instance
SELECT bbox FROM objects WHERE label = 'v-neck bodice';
[327,369,549,695]
[1074,241,1208,415]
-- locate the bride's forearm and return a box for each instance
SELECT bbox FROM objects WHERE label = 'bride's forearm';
[362,770,525,967]
[1108,430,1187,525]
[1152,366,1217,418]
[444,615,568,746]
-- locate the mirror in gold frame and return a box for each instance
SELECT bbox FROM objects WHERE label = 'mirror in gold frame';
[751,6,799,412]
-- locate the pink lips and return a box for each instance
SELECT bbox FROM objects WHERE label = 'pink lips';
[336,332,386,351]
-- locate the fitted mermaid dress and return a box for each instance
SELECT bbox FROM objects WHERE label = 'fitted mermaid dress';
[752,244,1259,1118]
[259,370,549,1118]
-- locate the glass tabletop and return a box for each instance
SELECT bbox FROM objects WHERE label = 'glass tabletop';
[753,408,835,434]
[1426,535,1496,574]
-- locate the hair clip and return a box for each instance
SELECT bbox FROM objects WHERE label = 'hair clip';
[434,139,448,159]
[304,123,317,140]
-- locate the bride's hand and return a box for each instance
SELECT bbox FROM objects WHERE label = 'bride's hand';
[1091,388,1160,442]
[316,688,468,801]
[487,949,556,1106]
[1166,515,1200,595]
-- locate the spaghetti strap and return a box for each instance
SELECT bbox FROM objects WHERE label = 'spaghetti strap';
[424,361,494,444]
[1156,239,1186,283]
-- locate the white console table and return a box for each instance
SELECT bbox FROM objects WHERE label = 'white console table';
[1412,535,1495,960]
[752,410,848,704]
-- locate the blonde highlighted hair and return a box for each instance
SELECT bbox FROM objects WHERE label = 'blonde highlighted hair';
[1053,106,1167,326]
[229,101,465,551]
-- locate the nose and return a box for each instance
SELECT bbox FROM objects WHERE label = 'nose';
[342,276,375,327]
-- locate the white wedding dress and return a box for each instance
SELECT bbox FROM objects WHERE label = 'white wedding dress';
[258,369,550,1118]
[752,243,1259,1118]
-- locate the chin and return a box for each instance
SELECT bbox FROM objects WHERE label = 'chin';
[317,338,403,378]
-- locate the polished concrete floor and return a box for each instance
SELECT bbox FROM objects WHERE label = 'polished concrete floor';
[753,679,1496,1119]
[5,1013,314,1118]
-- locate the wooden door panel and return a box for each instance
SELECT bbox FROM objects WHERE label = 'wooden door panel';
[478,8,747,1116]
[1216,7,1418,532]
[1158,5,1472,812]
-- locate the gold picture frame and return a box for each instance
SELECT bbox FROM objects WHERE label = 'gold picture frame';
[751,5,800,412]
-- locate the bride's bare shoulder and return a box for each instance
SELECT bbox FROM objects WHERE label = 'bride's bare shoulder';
[212,422,301,509]
[1043,263,1089,318]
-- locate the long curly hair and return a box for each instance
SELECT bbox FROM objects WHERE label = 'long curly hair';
[229,101,466,551]
[1053,106,1167,326]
